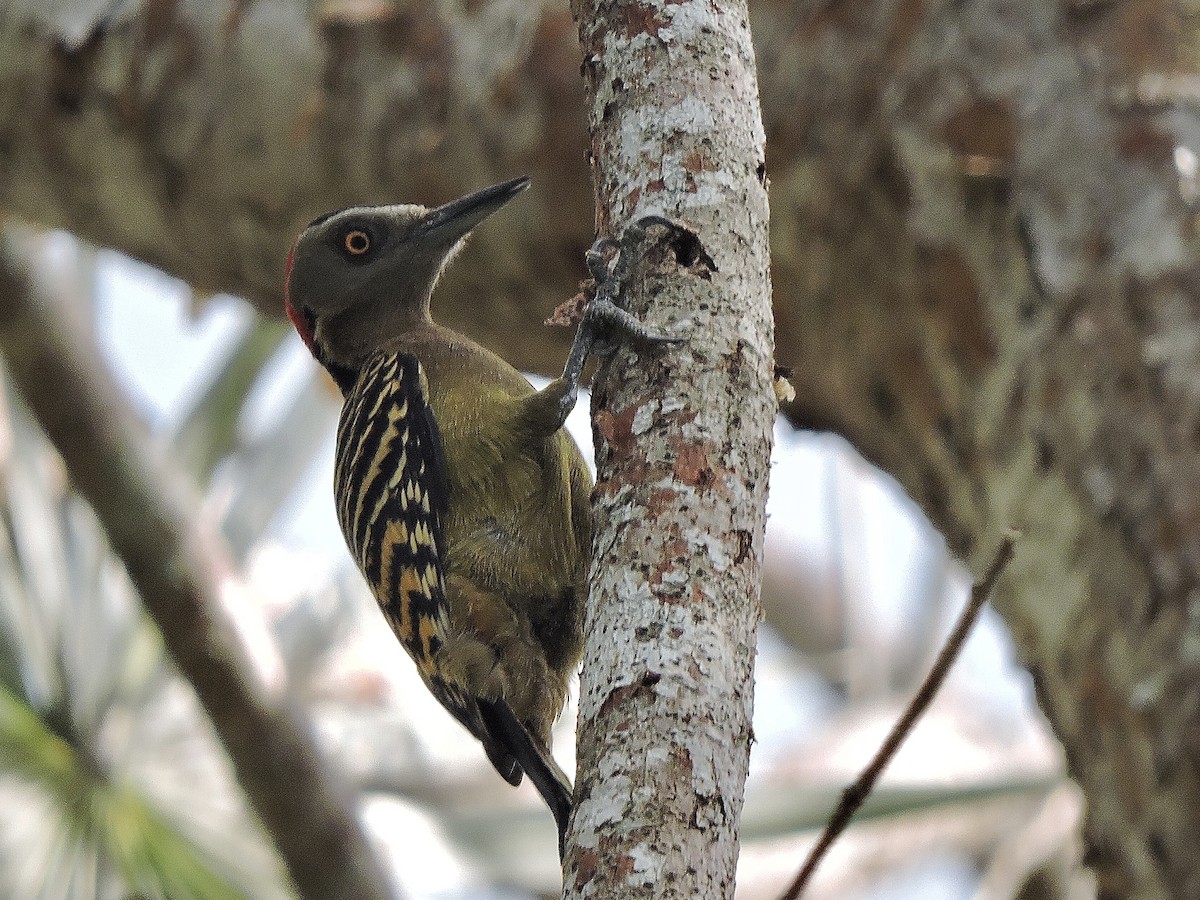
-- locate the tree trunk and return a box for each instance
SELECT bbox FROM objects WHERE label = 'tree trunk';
[562,2,774,896]
[757,2,1200,896]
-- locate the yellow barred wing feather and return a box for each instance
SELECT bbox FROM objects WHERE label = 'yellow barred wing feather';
[332,351,498,754]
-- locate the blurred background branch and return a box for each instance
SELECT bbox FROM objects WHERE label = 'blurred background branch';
[0,230,394,900]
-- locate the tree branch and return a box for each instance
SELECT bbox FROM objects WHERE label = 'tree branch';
[0,233,396,900]
[0,0,590,378]
[780,535,1017,899]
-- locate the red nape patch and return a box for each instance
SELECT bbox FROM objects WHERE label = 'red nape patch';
[283,242,317,354]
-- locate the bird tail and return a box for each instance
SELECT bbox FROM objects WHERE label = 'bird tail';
[478,698,573,859]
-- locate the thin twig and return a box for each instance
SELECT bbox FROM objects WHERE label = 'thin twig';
[779,534,1018,900]
[0,232,397,900]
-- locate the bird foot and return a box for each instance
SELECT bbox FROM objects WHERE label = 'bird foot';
[583,215,688,338]
[555,217,687,410]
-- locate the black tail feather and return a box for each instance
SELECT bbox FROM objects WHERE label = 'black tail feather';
[477,698,573,859]
[482,739,524,786]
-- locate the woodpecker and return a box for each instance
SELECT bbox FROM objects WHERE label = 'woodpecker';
[285,176,681,854]
[285,176,682,858]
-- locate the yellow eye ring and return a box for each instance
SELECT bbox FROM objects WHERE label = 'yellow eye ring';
[344,230,371,255]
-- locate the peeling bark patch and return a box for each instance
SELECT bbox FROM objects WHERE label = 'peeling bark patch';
[647,487,678,517]
[673,440,714,487]
[598,670,663,719]
[619,4,670,39]
[672,745,694,776]
[593,398,662,493]
[573,848,599,890]
[733,529,753,564]
[648,535,690,596]
[595,402,640,454]
[683,149,713,174]
[615,853,636,879]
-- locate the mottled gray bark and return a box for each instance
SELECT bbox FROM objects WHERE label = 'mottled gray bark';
[562,2,773,897]
[3,0,1199,894]
[756,1,1200,896]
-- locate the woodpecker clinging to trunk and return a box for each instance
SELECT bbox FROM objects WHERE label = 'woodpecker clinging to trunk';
[284,176,678,857]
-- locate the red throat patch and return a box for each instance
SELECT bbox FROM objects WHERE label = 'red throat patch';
[283,242,317,355]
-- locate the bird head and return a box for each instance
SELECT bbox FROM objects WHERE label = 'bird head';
[284,176,530,372]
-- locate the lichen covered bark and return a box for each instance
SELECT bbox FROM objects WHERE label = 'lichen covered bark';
[565,2,773,896]
[757,0,1200,895]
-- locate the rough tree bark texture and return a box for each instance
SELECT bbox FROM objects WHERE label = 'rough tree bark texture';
[754,3,1200,897]
[3,0,1199,895]
[563,2,773,897]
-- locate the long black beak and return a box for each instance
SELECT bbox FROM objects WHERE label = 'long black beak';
[419,176,530,242]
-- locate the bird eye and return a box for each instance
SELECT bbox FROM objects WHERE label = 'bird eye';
[343,229,372,256]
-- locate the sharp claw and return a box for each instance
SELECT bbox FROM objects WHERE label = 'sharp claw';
[585,236,621,283]
[590,236,620,256]
[635,214,678,232]
[578,295,684,357]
